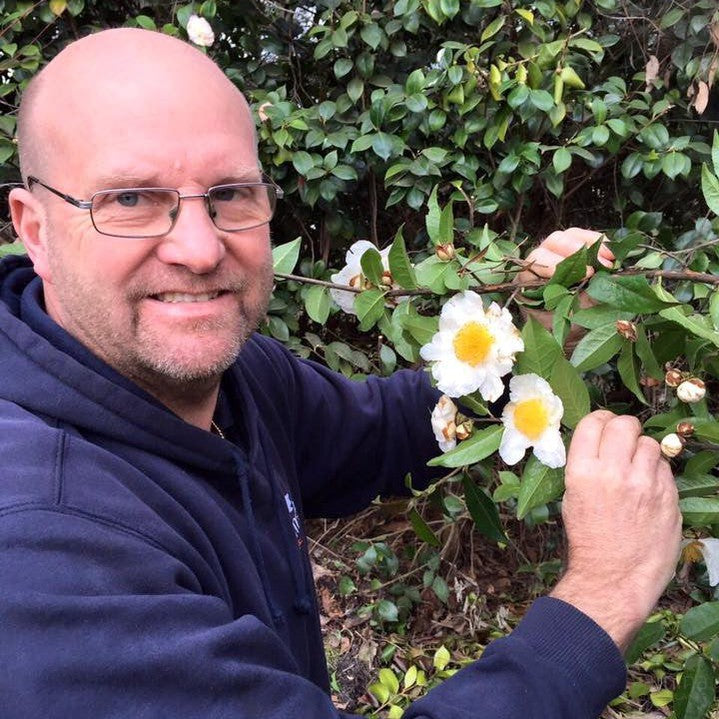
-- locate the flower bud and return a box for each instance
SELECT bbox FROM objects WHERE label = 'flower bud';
[436,244,456,262]
[664,369,683,388]
[380,270,394,287]
[676,421,695,438]
[615,320,637,342]
[186,15,215,47]
[660,432,685,458]
[455,420,474,441]
[676,378,706,404]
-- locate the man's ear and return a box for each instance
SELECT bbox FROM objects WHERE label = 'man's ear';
[9,187,52,281]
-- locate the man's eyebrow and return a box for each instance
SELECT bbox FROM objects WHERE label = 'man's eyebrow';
[89,173,166,190]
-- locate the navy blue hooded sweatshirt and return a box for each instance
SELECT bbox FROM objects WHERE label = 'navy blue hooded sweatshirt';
[0,254,625,717]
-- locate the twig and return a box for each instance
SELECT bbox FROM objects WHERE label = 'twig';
[274,267,719,299]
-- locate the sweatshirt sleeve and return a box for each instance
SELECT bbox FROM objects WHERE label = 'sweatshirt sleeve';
[0,509,625,718]
[283,346,444,517]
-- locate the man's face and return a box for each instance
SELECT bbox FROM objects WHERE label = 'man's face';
[28,59,273,390]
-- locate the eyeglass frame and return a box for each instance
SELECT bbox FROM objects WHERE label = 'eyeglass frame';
[25,175,284,239]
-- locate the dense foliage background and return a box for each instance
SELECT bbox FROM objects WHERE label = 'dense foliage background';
[1,1,719,716]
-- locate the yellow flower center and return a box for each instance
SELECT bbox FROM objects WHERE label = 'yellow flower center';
[513,398,550,440]
[682,541,703,564]
[453,322,494,366]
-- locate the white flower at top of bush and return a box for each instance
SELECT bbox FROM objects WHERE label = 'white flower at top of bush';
[187,15,215,47]
[329,240,403,316]
[499,374,565,469]
[684,538,719,586]
[419,291,523,401]
[430,395,458,453]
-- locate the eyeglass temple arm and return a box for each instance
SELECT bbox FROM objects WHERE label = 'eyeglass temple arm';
[26,176,91,209]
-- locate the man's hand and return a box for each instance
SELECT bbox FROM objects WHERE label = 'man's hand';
[551,411,682,653]
[515,227,615,286]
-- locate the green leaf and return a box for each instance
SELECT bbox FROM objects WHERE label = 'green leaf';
[676,474,719,499]
[426,186,441,243]
[635,326,663,379]
[401,313,438,346]
[347,77,364,103]
[388,229,418,290]
[433,645,451,671]
[376,599,399,623]
[354,289,386,331]
[462,474,506,542]
[570,323,623,372]
[428,424,503,468]
[360,247,385,286]
[549,358,590,429]
[659,306,719,348]
[617,341,648,405]
[371,131,394,160]
[408,507,441,546]
[625,620,666,665]
[378,668,400,695]
[680,498,719,526]
[709,292,719,330]
[673,655,716,719]
[438,201,454,246]
[701,164,719,215]
[432,575,449,603]
[333,58,353,78]
[272,237,302,274]
[679,601,719,641]
[331,165,358,181]
[292,151,315,175]
[660,7,684,28]
[552,147,572,174]
[515,317,563,378]
[0,241,25,257]
[587,273,674,313]
[695,422,719,444]
[303,285,330,324]
[517,455,565,519]
[548,246,588,287]
[481,15,505,42]
[360,23,382,49]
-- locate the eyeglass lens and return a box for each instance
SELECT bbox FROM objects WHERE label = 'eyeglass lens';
[90,184,276,237]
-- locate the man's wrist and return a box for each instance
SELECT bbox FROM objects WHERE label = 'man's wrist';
[550,574,647,654]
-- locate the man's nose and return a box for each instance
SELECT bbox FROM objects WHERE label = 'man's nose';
[155,195,225,273]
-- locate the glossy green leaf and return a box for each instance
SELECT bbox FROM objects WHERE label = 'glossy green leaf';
[272,237,302,274]
[462,474,506,542]
[570,323,623,372]
[517,455,565,519]
[303,285,330,324]
[360,247,385,286]
[552,147,572,173]
[680,498,719,526]
[515,317,563,378]
[408,507,441,546]
[388,229,417,290]
[587,273,674,313]
[549,358,590,428]
[354,289,386,330]
[673,654,716,719]
[617,341,648,405]
[679,601,719,642]
[428,424,502,467]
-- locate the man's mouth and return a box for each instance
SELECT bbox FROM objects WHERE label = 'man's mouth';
[151,291,225,303]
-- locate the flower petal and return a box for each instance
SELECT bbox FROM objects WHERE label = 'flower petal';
[699,538,719,586]
[499,427,530,466]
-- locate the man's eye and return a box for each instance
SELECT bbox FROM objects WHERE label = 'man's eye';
[213,188,238,202]
[115,192,140,207]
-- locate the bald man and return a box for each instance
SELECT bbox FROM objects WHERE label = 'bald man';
[0,28,680,719]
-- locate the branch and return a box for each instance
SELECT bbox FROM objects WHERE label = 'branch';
[274,267,719,298]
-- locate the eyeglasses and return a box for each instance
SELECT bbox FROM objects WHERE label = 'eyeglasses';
[26,176,283,239]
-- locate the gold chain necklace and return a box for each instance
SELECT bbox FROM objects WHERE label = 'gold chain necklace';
[210,420,225,439]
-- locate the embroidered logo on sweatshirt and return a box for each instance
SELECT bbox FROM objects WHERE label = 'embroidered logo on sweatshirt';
[283,492,303,548]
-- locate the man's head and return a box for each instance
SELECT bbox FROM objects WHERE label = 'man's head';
[10,28,274,396]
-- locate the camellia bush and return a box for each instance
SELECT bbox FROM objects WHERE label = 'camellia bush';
[1,0,719,716]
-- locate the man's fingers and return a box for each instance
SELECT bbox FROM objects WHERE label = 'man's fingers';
[598,415,642,465]
[567,410,615,466]
[631,434,661,475]
[521,247,564,278]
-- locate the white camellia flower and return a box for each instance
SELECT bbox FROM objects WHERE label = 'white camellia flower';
[499,374,565,468]
[330,240,407,316]
[187,15,215,47]
[419,291,523,401]
[430,395,458,452]
[684,538,719,586]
